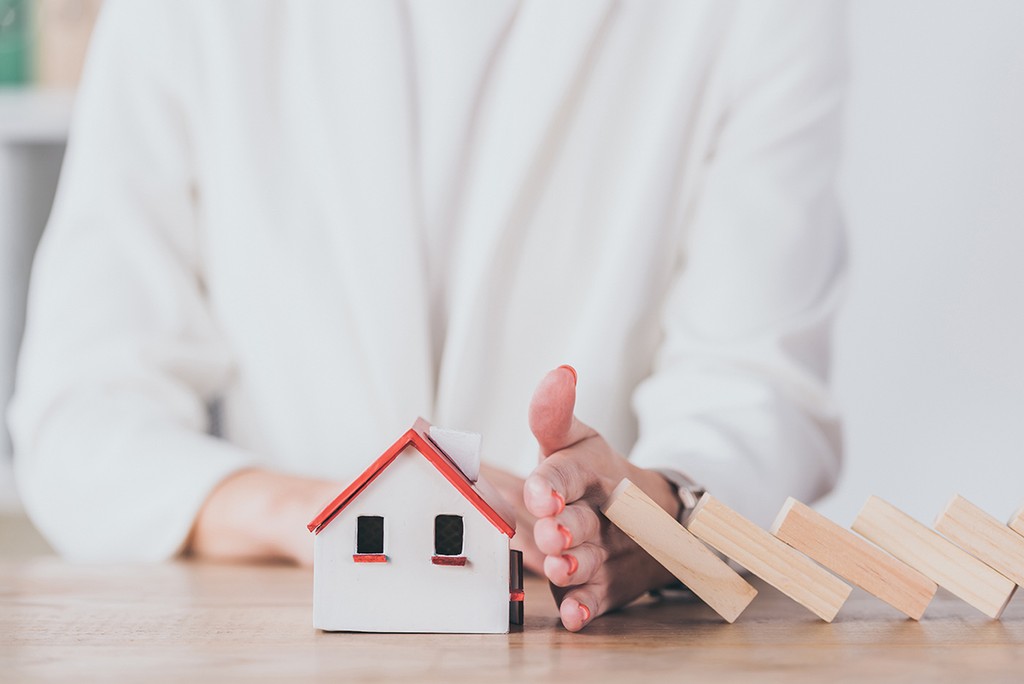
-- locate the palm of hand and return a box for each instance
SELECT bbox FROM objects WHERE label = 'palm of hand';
[522,367,678,631]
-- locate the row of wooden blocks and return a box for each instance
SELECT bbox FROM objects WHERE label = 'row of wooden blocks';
[601,479,1024,622]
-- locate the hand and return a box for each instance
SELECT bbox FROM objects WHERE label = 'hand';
[524,366,679,631]
[187,469,339,566]
[479,464,545,575]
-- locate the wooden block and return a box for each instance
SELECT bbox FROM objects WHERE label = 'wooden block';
[771,497,937,619]
[934,494,1024,587]
[601,479,757,623]
[1009,506,1024,538]
[686,494,851,622]
[852,496,1016,619]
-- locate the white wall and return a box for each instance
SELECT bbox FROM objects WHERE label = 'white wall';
[820,0,1024,525]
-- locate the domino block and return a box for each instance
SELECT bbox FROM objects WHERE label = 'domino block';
[686,494,851,622]
[852,496,1016,619]
[934,494,1024,587]
[1009,506,1024,538]
[601,479,757,623]
[771,497,937,619]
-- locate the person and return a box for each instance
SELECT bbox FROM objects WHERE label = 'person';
[9,0,846,632]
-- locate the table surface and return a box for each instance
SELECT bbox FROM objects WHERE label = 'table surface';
[2,559,1023,683]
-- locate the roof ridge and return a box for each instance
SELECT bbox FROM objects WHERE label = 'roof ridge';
[307,419,516,537]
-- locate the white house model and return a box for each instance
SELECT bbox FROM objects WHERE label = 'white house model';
[307,418,524,633]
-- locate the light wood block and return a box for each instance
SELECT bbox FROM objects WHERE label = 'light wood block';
[686,494,851,622]
[1009,506,1024,538]
[771,497,937,619]
[934,494,1024,587]
[601,479,757,623]
[852,496,1016,619]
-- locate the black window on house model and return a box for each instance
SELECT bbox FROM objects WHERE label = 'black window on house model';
[434,515,464,556]
[356,515,384,555]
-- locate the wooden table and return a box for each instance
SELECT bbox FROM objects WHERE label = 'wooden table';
[2,559,1023,682]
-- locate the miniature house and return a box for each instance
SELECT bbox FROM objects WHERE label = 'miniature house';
[307,418,524,633]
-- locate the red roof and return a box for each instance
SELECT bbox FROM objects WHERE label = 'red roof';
[307,418,517,537]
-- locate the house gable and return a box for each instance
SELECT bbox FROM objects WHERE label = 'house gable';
[312,449,513,632]
[308,418,516,537]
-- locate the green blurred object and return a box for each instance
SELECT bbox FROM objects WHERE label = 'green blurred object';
[0,0,30,85]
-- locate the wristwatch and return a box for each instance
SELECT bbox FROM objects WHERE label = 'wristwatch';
[652,468,706,526]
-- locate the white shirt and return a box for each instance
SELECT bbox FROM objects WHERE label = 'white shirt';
[9,0,847,561]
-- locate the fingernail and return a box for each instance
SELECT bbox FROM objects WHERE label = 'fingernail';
[552,490,566,514]
[579,603,591,622]
[563,554,578,576]
[557,524,573,549]
[558,364,578,386]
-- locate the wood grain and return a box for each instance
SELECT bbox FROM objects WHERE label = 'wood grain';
[601,478,757,622]
[934,494,1024,587]
[4,559,1024,682]
[687,494,851,622]
[771,497,936,619]
[852,495,1016,619]
[1008,506,1024,539]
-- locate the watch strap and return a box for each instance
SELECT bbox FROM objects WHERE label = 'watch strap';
[652,468,706,525]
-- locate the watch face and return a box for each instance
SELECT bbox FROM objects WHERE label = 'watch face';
[679,488,702,511]
[653,469,704,523]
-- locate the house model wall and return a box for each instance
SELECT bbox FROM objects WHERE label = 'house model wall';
[309,419,519,634]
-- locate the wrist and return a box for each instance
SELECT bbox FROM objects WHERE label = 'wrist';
[650,468,705,525]
[627,465,682,521]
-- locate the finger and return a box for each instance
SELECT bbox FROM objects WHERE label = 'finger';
[558,588,604,632]
[528,365,597,457]
[543,542,606,588]
[533,503,602,556]
[523,451,596,518]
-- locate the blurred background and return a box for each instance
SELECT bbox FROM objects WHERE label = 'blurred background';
[1,0,1022,557]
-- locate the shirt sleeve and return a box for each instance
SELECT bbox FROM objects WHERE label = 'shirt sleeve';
[628,0,848,527]
[7,1,253,561]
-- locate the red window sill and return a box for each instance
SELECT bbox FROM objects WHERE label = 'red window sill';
[352,554,387,563]
[431,555,467,566]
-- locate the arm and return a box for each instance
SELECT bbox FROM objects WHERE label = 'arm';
[628,0,847,526]
[525,0,847,629]
[188,469,338,565]
[8,2,324,562]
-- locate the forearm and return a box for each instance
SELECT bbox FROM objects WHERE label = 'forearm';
[187,469,340,565]
[631,394,840,527]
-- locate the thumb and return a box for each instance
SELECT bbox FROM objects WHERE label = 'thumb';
[528,365,597,457]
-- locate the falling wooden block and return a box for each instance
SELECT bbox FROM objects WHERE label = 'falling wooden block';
[601,479,757,623]
[1009,507,1024,538]
[686,494,851,622]
[852,496,1016,619]
[934,494,1024,588]
[771,497,937,619]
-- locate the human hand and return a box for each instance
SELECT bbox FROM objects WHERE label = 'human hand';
[479,463,545,575]
[523,366,679,631]
[188,469,339,566]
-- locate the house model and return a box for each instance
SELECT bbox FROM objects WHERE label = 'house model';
[307,418,524,633]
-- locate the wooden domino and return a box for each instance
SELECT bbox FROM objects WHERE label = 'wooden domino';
[771,497,937,619]
[686,494,851,622]
[1009,507,1024,538]
[934,494,1024,587]
[601,479,757,623]
[852,496,1016,619]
